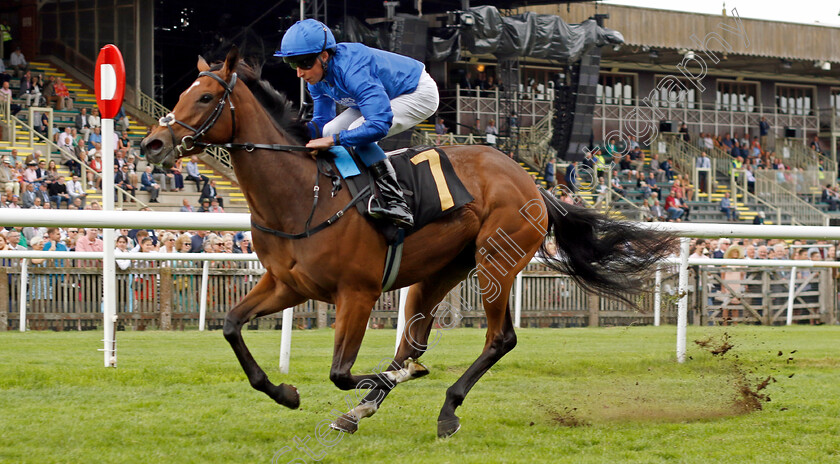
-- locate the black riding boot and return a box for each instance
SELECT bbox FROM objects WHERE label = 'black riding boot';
[368,159,414,228]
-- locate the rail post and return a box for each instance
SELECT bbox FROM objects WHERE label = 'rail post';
[0,267,7,330]
[514,271,523,329]
[198,260,209,331]
[279,307,294,374]
[395,287,408,355]
[786,266,797,326]
[654,269,662,326]
[159,267,172,330]
[19,259,27,332]
[676,237,690,363]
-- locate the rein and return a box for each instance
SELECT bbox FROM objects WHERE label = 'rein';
[160,69,358,240]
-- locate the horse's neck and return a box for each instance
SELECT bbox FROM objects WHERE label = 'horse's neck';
[231,111,315,231]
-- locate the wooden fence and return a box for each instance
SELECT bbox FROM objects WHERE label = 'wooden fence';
[0,260,834,331]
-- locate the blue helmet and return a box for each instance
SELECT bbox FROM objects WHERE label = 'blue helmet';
[275,19,336,58]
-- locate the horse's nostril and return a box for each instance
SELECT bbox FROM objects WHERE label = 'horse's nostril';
[146,139,164,152]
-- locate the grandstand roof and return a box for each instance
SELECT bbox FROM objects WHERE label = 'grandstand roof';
[519,3,840,64]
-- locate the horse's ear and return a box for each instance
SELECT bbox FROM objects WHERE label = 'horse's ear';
[197,55,210,72]
[222,46,240,77]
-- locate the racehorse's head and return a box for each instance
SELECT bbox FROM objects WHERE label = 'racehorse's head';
[141,47,241,169]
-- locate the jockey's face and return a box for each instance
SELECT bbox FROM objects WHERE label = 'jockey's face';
[296,51,329,85]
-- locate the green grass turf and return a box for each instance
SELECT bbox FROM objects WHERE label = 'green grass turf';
[1,326,839,464]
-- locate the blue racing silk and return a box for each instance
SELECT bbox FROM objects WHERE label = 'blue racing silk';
[308,43,424,146]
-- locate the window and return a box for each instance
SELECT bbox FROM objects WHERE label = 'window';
[831,88,840,117]
[654,76,696,109]
[717,80,758,112]
[776,84,815,115]
[597,73,635,105]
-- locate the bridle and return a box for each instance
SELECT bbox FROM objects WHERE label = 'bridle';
[157,70,309,155]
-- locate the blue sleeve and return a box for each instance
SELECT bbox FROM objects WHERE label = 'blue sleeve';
[309,83,335,137]
[336,66,393,146]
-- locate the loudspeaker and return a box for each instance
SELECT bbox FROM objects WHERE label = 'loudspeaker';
[830,218,840,227]
[555,48,601,162]
[659,120,674,133]
[784,127,802,138]
[390,16,428,61]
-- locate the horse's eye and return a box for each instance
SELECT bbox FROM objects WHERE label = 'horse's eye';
[200,94,213,103]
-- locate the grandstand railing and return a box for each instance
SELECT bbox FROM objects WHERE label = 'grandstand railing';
[593,99,831,144]
[748,172,828,226]
[439,85,555,137]
[777,137,833,170]
[137,91,237,182]
[655,133,785,223]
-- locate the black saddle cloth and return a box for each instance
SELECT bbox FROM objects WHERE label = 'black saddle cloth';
[336,146,474,243]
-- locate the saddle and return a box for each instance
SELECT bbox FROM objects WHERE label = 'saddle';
[321,146,474,290]
[326,145,474,243]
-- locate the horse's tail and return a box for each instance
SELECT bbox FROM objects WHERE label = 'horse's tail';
[536,188,677,309]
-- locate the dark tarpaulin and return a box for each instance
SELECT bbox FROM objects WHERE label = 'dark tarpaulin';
[458,5,623,62]
[427,27,461,62]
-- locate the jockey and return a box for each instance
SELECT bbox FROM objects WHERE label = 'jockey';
[276,18,440,229]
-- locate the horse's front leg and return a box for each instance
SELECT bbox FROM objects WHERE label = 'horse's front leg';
[223,274,306,408]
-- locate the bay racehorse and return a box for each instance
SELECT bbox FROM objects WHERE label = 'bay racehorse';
[141,48,675,437]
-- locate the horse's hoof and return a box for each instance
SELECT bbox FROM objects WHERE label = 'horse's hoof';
[273,384,299,409]
[437,417,461,438]
[405,358,430,380]
[330,414,358,434]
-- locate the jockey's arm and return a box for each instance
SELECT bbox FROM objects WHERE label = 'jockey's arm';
[331,66,393,147]
[308,85,336,140]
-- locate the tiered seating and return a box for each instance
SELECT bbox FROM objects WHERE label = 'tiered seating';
[2,59,247,212]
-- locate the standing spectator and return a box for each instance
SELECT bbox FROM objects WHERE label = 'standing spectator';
[759,117,770,149]
[75,228,103,252]
[114,235,131,270]
[140,165,160,203]
[43,228,68,252]
[190,230,207,253]
[184,155,208,192]
[485,119,498,146]
[713,238,730,259]
[564,161,577,193]
[679,122,690,142]
[434,117,447,145]
[543,158,556,189]
[809,136,823,154]
[7,231,26,250]
[696,152,711,194]
[234,232,252,253]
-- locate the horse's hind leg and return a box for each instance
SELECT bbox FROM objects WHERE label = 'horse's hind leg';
[437,231,535,437]
[223,274,306,408]
[331,258,473,434]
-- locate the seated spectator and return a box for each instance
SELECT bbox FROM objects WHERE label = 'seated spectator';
[0,157,18,196]
[198,198,212,212]
[9,46,27,77]
[821,184,840,211]
[184,155,208,192]
[169,159,184,192]
[87,151,103,190]
[650,199,665,221]
[114,164,135,202]
[42,76,57,108]
[664,192,683,221]
[199,179,224,207]
[180,198,194,212]
[53,77,73,110]
[208,198,225,213]
[75,108,92,141]
[21,74,42,107]
[0,80,21,116]
[87,127,103,150]
[610,171,625,196]
[720,192,739,221]
[660,157,674,181]
[140,165,161,203]
[48,176,71,208]
[619,155,635,181]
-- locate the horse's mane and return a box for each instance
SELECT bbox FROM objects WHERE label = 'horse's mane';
[209,61,310,145]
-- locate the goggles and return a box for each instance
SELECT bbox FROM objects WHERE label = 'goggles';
[282,27,328,70]
[284,53,320,70]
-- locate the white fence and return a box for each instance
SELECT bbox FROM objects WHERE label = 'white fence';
[2,210,840,370]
